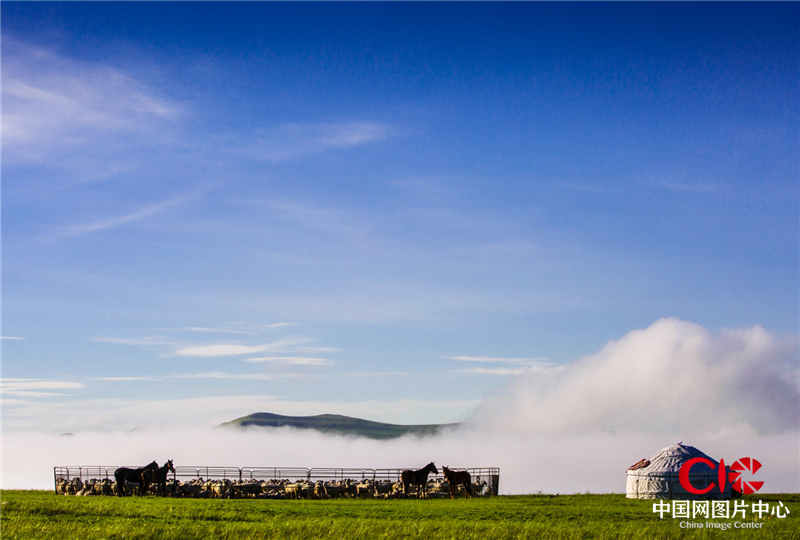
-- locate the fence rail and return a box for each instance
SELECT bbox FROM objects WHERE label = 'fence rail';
[53,465,500,496]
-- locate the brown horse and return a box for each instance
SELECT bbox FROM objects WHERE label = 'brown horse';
[141,459,175,496]
[442,466,472,498]
[114,461,158,496]
[401,462,438,497]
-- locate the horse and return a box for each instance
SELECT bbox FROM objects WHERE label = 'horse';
[442,466,473,498]
[114,461,158,496]
[142,459,175,496]
[401,462,438,497]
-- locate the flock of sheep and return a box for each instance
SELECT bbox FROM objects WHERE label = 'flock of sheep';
[54,476,491,499]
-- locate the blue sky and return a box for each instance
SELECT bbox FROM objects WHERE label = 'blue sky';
[2,3,797,430]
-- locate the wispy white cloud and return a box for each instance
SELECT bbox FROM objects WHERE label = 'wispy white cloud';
[181,322,293,334]
[447,355,560,376]
[180,322,292,334]
[52,192,195,238]
[319,122,389,147]
[264,322,293,329]
[296,346,341,353]
[0,398,29,406]
[388,176,457,199]
[455,367,529,376]
[91,336,175,346]
[659,181,720,193]
[444,355,552,365]
[0,336,24,341]
[263,199,370,242]
[2,38,180,162]
[243,122,389,162]
[0,378,84,397]
[184,327,253,335]
[0,390,69,398]
[349,371,409,377]
[158,322,293,336]
[92,332,335,363]
[174,337,314,357]
[0,378,84,390]
[169,371,289,382]
[242,356,330,366]
[557,182,621,194]
[91,376,157,382]
[92,371,305,383]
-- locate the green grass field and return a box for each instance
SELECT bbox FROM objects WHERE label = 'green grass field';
[1,491,797,539]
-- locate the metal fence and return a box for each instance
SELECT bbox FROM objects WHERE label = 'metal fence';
[53,465,500,496]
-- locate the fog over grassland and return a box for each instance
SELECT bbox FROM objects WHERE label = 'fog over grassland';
[3,318,798,493]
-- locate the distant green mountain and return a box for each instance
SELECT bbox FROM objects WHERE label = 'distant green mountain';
[220,412,459,439]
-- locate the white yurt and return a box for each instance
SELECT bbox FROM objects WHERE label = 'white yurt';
[626,442,732,499]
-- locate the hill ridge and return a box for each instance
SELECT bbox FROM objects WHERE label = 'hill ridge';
[220,411,459,439]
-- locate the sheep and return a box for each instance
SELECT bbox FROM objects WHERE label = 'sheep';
[179,479,204,498]
[284,482,302,499]
[299,481,314,499]
[344,479,357,497]
[76,478,108,496]
[426,478,450,498]
[313,480,328,499]
[201,480,218,498]
[473,479,488,496]
[211,479,233,498]
[233,480,261,498]
[96,479,114,496]
[373,480,394,498]
[322,480,347,498]
[76,481,94,496]
[66,478,83,495]
[391,481,405,498]
[355,479,374,498]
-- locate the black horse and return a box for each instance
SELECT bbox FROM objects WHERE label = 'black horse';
[442,466,473,498]
[142,459,175,496]
[401,462,438,497]
[114,461,158,496]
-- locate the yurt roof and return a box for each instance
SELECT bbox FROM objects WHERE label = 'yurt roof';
[628,442,718,475]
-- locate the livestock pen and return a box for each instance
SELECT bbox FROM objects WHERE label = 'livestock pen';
[52,465,500,498]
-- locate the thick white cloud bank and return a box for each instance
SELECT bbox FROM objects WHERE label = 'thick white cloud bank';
[472,318,798,436]
[3,428,797,494]
[2,319,798,493]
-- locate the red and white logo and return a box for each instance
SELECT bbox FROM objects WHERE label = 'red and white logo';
[679,456,763,495]
[728,457,764,495]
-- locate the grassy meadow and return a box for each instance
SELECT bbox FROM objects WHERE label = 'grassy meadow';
[1,491,798,539]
